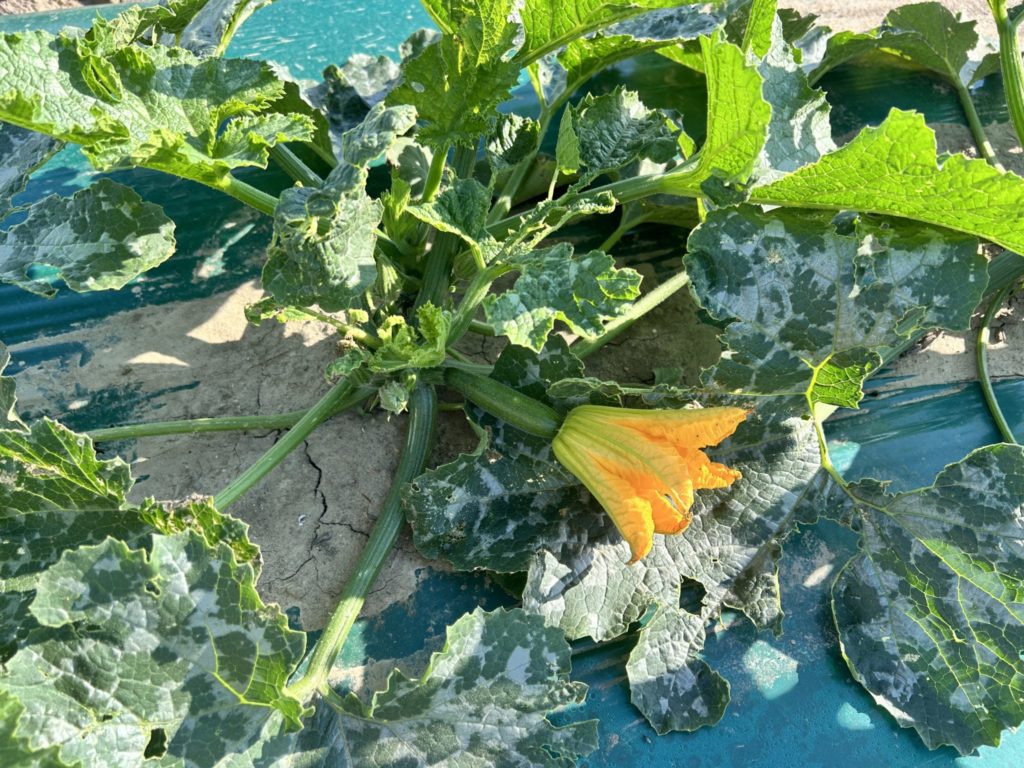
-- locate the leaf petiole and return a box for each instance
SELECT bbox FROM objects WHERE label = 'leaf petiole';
[214,370,370,508]
[286,384,438,703]
[270,144,324,187]
[218,175,279,216]
[976,280,1020,444]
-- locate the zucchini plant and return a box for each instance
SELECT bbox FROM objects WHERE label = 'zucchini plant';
[2,0,1024,764]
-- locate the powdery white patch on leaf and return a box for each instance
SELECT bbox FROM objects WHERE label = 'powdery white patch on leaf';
[2,532,306,768]
[833,444,1024,755]
[331,607,598,767]
[686,205,987,408]
[0,179,176,297]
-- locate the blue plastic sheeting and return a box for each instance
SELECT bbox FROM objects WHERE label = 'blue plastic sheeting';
[2,2,1023,766]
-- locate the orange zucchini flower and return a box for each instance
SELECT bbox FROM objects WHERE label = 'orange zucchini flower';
[552,405,748,563]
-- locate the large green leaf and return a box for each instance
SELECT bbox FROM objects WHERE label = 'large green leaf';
[810,2,980,87]
[556,87,677,181]
[262,163,381,311]
[406,177,493,253]
[332,607,598,766]
[750,109,1024,254]
[1,532,306,768]
[388,3,521,149]
[660,31,771,190]
[516,0,700,62]
[626,605,730,734]
[0,342,24,431]
[686,206,987,407]
[0,122,59,220]
[483,242,642,351]
[0,692,64,768]
[0,179,175,297]
[833,444,1024,754]
[0,30,312,189]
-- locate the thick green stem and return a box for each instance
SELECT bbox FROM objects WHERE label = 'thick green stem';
[953,82,1003,168]
[218,175,279,216]
[214,372,369,508]
[573,270,692,360]
[991,0,1024,146]
[420,145,449,203]
[415,145,477,310]
[976,280,1020,443]
[448,264,513,343]
[270,144,324,187]
[89,411,310,442]
[287,384,438,703]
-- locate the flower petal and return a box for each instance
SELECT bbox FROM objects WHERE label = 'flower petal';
[572,405,749,449]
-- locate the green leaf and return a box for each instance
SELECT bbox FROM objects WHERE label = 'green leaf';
[833,444,1024,754]
[0,30,312,189]
[660,32,772,191]
[388,3,520,149]
[741,0,776,57]
[262,163,382,311]
[686,206,987,406]
[750,109,1024,254]
[1,532,306,767]
[340,102,416,167]
[751,15,835,184]
[554,107,581,174]
[406,177,492,251]
[626,605,730,733]
[0,122,60,220]
[516,0,701,62]
[810,2,979,87]
[404,431,583,573]
[0,691,64,768]
[0,179,175,297]
[333,607,598,766]
[0,342,24,431]
[560,87,677,180]
[178,0,275,57]
[486,113,541,171]
[483,242,642,351]
[522,395,823,642]
[369,303,450,373]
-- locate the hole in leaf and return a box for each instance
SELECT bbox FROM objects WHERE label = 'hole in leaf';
[679,578,707,614]
[144,728,167,758]
[144,581,160,597]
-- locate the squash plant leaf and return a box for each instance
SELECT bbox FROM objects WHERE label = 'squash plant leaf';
[686,206,987,407]
[262,163,381,311]
[407,177,493,252]
[515,0,701,63]
[0,30,313,189]
[557,87,678,182]
[388,2,520,149]
[523,395,823,642]
[660,32,772,191]
[340,102,416,168]
[626,605,730,734]
[483,242,643,352]
[0,123,60,220]
[833,444,1024,755]
[810,2,981,89]
[2,532,306,768]
[0,342,24,431]
[405,341,587,572]
[331,607,598,766]
[750,109,1024,254]
[0,179,176,297]
[178,0,275,57]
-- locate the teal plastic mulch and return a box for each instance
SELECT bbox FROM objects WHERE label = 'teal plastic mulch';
[2,2,1023,765]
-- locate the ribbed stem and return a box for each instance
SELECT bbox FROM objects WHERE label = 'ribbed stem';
[214,372,369,508]
[218,175,279,216]
[270,144,324,187]
[286,384,438,703]
[992,0,1024,146]
[976,281,1020,443]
